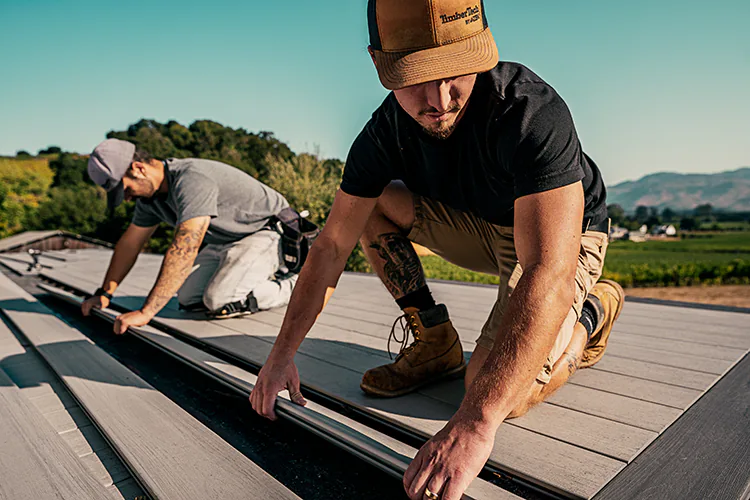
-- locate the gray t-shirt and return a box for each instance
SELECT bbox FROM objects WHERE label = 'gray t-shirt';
[132,158,288,245]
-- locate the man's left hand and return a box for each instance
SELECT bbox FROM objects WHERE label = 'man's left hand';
[403,415,496,500]
[113,310,153,335]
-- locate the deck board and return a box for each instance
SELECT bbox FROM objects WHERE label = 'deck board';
[41,283,520,500]
[35,250,750,499]
[43,267,632,498]
[0,320,107,500]
[46,267,656,462]
[593,353,750,500]
[0,273,299,500]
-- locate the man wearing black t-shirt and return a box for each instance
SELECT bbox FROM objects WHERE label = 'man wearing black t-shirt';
[251,1,624,498]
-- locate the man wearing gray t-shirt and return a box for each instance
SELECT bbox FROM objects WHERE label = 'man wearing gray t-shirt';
[81,138,298,333]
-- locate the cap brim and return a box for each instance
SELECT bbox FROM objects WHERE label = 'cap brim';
[107,182,124,212]
[373,28,499,90]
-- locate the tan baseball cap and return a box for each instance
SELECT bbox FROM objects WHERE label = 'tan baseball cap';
[368,0,499,90]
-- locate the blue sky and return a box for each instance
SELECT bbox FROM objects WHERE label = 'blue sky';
[1,0,748,185]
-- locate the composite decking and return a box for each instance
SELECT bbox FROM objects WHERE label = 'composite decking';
[0,247,744,499]
[0,270,300,500]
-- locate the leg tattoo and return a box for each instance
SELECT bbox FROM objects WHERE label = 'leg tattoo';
[562,350,580,377]
[369,233,426,298]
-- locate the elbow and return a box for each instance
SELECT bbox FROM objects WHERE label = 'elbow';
[524,261,578,309]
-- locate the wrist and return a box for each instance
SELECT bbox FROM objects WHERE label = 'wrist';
[453,405,502,437]
[94,288,113,300]
[139,306,157,319]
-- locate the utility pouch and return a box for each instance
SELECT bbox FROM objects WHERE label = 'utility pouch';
[272,207,320,274]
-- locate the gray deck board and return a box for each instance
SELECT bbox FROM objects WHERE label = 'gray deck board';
[37,251,750,499]
[42,269,630,498]
[0,321,107,500]
[593,353,750,500]
[41,283,521,500]
[46,267,656,462]
[0,273,299,500]
[0,369,108,500]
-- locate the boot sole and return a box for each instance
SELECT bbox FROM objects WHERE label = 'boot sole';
[359,362,467,398]
[208,310,256,320]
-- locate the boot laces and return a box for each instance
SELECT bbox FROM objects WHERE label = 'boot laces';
[387,313,422,360]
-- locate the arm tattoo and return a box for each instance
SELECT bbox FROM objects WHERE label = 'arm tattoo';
[368,232,426,299]
[142,219,209,315]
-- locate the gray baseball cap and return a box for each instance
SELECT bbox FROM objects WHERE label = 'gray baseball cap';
[87,138,135,210]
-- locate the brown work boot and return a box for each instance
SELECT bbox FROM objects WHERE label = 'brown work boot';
[579,279,625,369]
[360,304,466,397]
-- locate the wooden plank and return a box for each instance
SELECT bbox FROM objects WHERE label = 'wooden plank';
[0,273,299,500]
[0,368,107,499]
[617,300,750,327]
[593,353,750,500]
[547,384,682,433]
[42,283,520,500]
[611,323,750,349]
[608,332,746,361]
[39,272,626,499]
[591,356,720,391]
[603,340,733,375]
[93,279,651,463]
[568,369,701,409]
[418,378,657,462]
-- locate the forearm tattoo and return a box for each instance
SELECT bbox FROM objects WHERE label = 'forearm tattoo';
[143,219,208,315]
[369,232,426,299]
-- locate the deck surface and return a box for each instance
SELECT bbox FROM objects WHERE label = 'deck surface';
[0,270,300,500]
[7,247,745,499]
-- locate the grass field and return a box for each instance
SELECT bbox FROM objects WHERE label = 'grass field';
[420,231,750,288]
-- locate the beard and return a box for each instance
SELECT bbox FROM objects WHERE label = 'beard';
[421,120,459,140]
[419,103,462,140]
[126,177,158,200]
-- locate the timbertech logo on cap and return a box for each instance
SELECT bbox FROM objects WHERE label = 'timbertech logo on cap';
[368,0,499,90]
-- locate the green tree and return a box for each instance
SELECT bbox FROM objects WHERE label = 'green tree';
[16,150,31,158]
[607,204,626,226]
[0,157,54,238]
[694,203,714,221]
[49,152,89,188]
[106,119,294,183]
[635,205,650,224]
[33,185,107,235]
[662,207,677,221]
[38,146,62,155]
[680,217,698,231]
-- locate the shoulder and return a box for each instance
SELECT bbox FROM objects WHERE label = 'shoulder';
[166,159,218,196]
[482,62,558,103]
[168,159,217,183]
[482,63,574,137]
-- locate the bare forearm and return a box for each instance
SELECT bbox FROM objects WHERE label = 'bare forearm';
[269,238,348,360]
[460,265,575,427]
[141,221,206,316]
[101,242,141,293]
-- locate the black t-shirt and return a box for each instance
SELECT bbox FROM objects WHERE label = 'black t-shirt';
[341,62,607,228]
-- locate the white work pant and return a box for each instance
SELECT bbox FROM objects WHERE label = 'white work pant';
[177,230,296,312]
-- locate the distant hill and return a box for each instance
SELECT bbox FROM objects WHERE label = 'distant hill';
[607,167,750,212]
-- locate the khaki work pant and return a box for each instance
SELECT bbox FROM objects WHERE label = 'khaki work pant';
[407,196,609,384]
[177,230,295,312]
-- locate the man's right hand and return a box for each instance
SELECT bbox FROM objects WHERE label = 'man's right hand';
[250,357,306,421]
[82,295,109,316]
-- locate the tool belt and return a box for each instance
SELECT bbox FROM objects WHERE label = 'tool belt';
[270,207,321,274]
